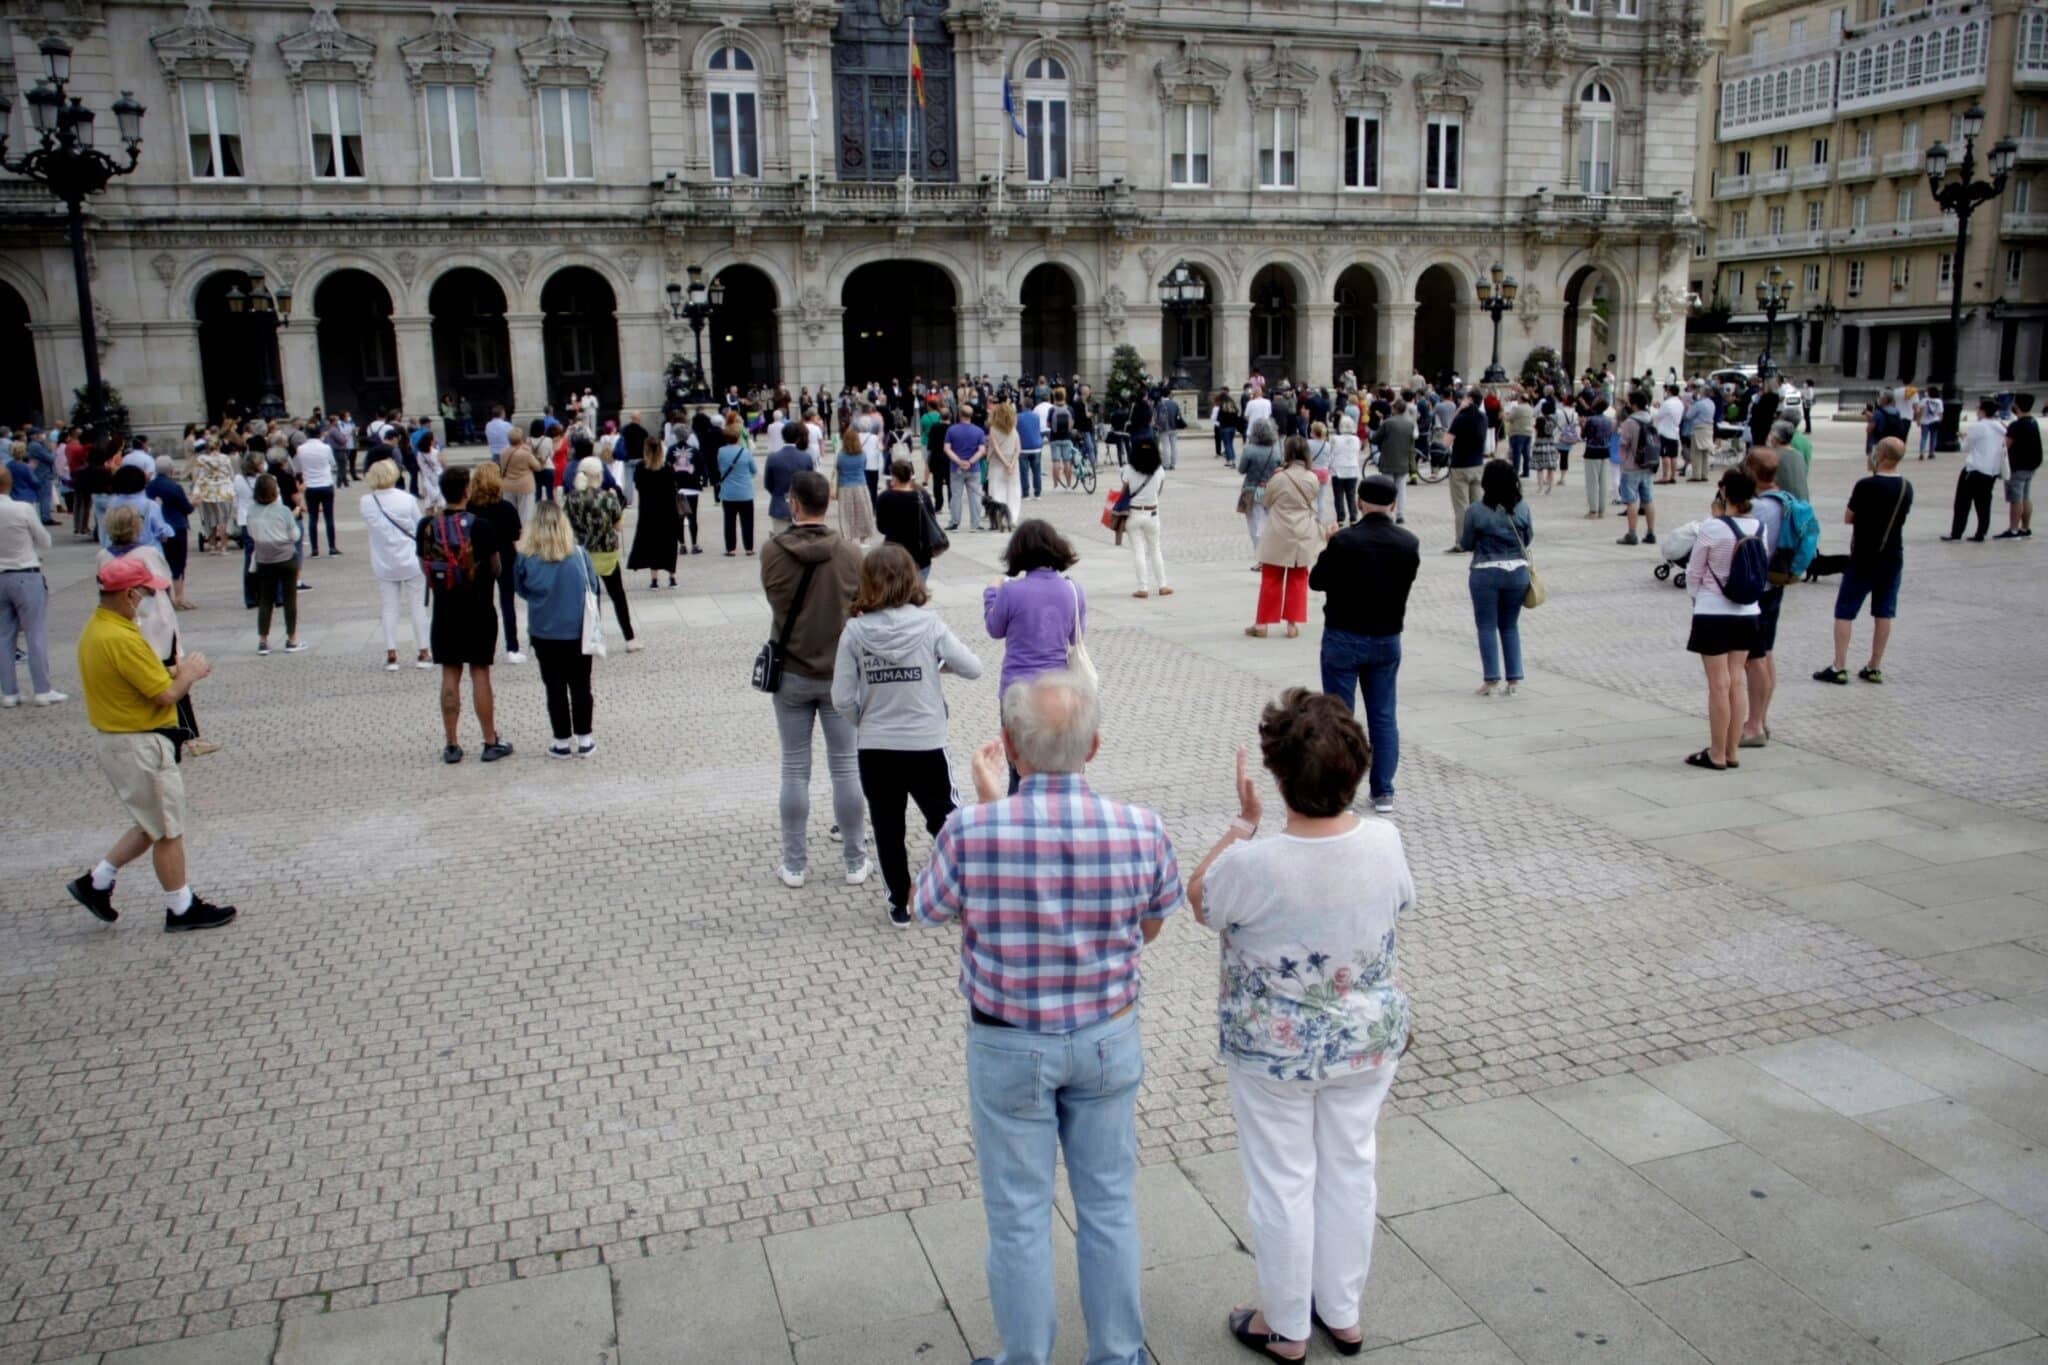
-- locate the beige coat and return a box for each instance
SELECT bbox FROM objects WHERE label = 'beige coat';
[987,427,1020,472]
[1256,464,1323,568]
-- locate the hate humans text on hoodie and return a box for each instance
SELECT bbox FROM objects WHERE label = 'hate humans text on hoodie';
[831,604,985,751]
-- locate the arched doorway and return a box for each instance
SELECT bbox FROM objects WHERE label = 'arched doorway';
[709,265,779,396]
[1332,266,1381,386]
[0,283,43,429]
[313,270,399,420]
[1412,266,1462,386]
[841,260,957,384]
[1249,265,1298,385]
[1160,263,1217,398]
[429,269,512,419]
[196,270,285,423]
[1562,266,1619,381]
[541,267,621,421]
[1019,264,1078,383]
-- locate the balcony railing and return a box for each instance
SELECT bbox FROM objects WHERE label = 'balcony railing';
[1715,173,1753,199]
[1843,218,1957,244]
[1836,154,1878,180]
[2013,137,2048,163]
[2003,211,2048,236]
[1880,149,1927,174]
[1530,192,1687,226]
[1758,169,1794,193]
[1717,228,1830,259]
[661,177,1134,222]
[1792,163,1833,188]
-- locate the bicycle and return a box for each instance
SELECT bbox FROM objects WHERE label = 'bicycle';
[1415,440,1451,485]
[1071,440,1100,495]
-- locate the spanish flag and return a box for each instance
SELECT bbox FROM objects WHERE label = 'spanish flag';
[910,40,927,108]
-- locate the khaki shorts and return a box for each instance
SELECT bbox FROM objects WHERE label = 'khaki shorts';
[96,731,185,841]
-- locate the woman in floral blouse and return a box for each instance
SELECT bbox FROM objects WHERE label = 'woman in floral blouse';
[563,456,640,651]
[1187,688,1414,1362]
[192,439,238,555]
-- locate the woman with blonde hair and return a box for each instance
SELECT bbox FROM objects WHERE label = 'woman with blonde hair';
[358,458,432,671]
[833,426,876,546]
[466,459,526,665]
[986,400,1023,525]
[831,543,983,927]
[715,415,757,556]
[1249,437,1323,639]
[565,455,639,649]
[515,500,604,758]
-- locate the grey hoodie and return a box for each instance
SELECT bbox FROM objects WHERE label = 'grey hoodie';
[831,605,985,751]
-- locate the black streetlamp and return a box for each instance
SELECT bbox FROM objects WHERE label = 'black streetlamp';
[224,270,293,419]
[1474,262,1518,385]
[1156,260,1206,394]
[0,37,145,438]
[665,265,725,403]
[1925,105,2016,451]
[1754,263,1793,380]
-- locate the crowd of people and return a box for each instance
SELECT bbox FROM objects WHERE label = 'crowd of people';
[6,350,2041,1365]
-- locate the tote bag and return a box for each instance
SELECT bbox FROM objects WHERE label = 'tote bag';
[578,549,608,657]
[1065,578,1099,689]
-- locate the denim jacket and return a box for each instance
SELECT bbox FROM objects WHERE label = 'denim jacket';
[1459,500,1534,564]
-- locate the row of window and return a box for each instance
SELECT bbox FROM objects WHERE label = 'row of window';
[1720,15,1989,132]
[1732,106,2035,183]
[1729,175,2031,236]
[1727,248,2026,302]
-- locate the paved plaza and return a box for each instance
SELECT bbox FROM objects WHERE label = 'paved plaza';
[3,414,2047,1365]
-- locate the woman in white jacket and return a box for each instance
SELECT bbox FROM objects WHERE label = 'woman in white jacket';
[831,543,984,929]
[358,460,433,671]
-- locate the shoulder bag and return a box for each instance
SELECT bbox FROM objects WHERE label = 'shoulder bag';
[1506,509,1546,608]
[918,489,950,559]
[752,553,819,692]
[1064,577,1099,690]
[578,549,608,658]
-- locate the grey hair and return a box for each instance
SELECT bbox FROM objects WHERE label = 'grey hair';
[1769,419,1798,445]
[155,454,173,475]
[1248,417,1279,446]
[1001,671,1099,775]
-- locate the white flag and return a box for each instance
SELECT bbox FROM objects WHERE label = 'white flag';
[807,68,818,131]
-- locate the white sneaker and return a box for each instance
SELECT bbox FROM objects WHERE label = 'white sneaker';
[0,694,18,708]
[775,864,806,889]
[385,660,400,672]
[625,639,645,653]
[845,856,873,886]
[1372,797,1395,814]
[416,656,435,669]
[505,650,527,664]
[32,691,66,706]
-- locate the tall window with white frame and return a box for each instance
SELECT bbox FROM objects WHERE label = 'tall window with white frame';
[424,83,481,181]
[1803,263,1821,292]
[1848,259,1865,294]
[306,80,363,179]
[183,80,242,179]
[539,85,594,181]
[707,46,760,180]
[1258,105,1298,189]
[1616,0,1641,15]
[2011,249,2026,286]
[1425,114,1461,192]
[1343,110,1381,190]
[1937,252,1953,288]
[1021,55,1068,182]
[1169,102,1210,187]
[1807,201,1823,230]
[1768,205,1785,234]
[1575,81,1614,193]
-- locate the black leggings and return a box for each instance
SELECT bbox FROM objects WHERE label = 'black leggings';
[1333,476,1359,524]
[600,566,635,640]
[1951,469,1997,540]
[531,636,593,739]
[305,487,337,553]
[678,495,700,550]
[254,561,298,639]
[856,748,956,910]
[496,570,520,652]
[723,500,755,553]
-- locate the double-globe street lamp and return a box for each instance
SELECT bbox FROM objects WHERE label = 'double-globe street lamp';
[1755,263,1793,380]
[1157,260,1207,394]
[665,265,725,403]
[0,37,144,438]
[224,271,292,420]
[1475,262,1518,385]
[1925,105,2016,451]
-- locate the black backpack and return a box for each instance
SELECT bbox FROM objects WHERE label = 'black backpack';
[1712,516,1771,605]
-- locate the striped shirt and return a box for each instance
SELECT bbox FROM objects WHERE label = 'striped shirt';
[914,773,1182,1033]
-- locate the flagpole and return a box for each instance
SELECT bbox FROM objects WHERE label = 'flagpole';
[806,66,818,213]
[903,16,914,215]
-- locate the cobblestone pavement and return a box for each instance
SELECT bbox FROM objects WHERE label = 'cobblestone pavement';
[0,414,2041,1362]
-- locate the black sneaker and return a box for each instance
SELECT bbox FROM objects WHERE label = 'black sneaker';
[67,873,117,923]
[889,904,913,928]
[1812,665,1850,684]
[480,740,514,762]
[443,744,464,764]
[1643,532,1657,545]
[165,896,237,933]
[1617,532,1639,546]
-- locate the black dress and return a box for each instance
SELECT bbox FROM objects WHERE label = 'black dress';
[627,464,681,573]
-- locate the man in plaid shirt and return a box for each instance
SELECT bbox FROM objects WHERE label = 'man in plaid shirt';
[916,671,1181,1365]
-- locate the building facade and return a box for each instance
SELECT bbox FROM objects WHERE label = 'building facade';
[1,0,1708,435]
[1699,0,2044,392]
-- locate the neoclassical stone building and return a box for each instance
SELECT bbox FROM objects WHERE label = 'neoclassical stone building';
[0,0,1709,434]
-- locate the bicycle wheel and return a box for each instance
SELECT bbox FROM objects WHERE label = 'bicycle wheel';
[1078,458,1097,495]
[1418,452,1450,485]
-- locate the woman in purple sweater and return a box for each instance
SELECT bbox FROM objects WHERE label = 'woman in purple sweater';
[983,519,1086,793]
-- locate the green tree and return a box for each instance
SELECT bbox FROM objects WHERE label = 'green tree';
[1106,343,1148,415]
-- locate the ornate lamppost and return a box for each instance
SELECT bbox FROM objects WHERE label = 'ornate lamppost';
[1925,105,2016,451]
[665,265,724,403]
[1156,260,1206,394]
[0,37,145,438]
[1474,262,1517,385]
[1754,264,1792,381]
[224,271,292,419]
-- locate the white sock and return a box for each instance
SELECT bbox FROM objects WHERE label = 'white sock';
[91,860,118,891]
[166,885,193,915]
[574,734,592,746]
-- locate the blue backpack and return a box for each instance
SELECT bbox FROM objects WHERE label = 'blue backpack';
[1760,489,1821,584]
[1714,515,1771,605]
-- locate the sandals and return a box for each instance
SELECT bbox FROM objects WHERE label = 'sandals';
[1684,749,1727,770]
[1245,626,1269,638]
[1133,590,1149,598]
[1227,1308,1306,1362]
[1311,1305,1364,1357]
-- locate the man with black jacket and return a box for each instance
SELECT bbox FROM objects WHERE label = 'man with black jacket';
[1308,474,1420,813]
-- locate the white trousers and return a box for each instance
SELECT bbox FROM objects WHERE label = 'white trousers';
[378,575,431,655]
[988,462,1023,522]
[1126,511,1166,592]
[1227,1058,1399,1342]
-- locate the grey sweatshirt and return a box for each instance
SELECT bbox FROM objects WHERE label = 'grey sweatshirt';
[831,605,985,751]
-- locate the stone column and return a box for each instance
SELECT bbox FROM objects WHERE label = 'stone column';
[1076,303,1107,387]
[279,322,323,418]
[506,312,548,422]
[617,308,666,418]
[391,315,440,434]
[1300,302,1336,392]
[29,322,81,432]
[1213,302,1252,394]
[1379,301,1416,381]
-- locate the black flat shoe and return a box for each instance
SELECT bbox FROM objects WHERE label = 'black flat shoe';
[1228,1308,1306,1361]
[1311,1305,1364,1357]
[443,744,463,764]
[67,873,117,923]
[1684,749,1727,770]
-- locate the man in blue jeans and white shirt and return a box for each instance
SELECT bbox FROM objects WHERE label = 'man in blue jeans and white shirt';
[1310,476,1420,813]
[916,672,1181,1365]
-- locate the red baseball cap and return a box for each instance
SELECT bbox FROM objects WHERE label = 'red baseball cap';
[96,557,171,593]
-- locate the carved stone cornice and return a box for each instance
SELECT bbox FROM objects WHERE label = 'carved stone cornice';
[1155,37,1230,104]
[1329,43,1400,114]
[399,7,493,88]
[518,9,608,87]
[149,1,255,89]
[1413,49,1483,114]
[1243,42,1316,112]
[277,4,377,88]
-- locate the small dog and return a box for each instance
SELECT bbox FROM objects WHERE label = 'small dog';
[1804,553,1850,582]
[982,496,1015,534]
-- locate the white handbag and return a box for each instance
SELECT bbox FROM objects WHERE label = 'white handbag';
[579,549,608,658]
[1065,578,1098,689]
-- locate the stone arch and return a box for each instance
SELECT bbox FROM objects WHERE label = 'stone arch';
[1003,249,1093,304]
[1317,254,1396,303]
[1569,63,1633,106]
[695,250,798,308]
[415,253,521,317]
[174,253,272,322]
[691,24,779,79]
[1018,262,1082,380]
[0,277,44,428]
[539,265,622,417]
[1005,37,1083,82]
[822,243,975,307]
[292,253,408,319]
[1558,258,1630,381]
[519,249,635,314]
[0,257,49,319]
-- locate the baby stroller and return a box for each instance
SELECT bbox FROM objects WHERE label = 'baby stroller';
[1652,519,1700,589]
[1711,421,1748,469]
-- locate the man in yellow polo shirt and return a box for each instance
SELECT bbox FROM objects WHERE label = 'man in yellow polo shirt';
[66,557,236,932]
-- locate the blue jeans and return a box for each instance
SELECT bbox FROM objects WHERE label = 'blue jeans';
[1509,434,1532,476]
[1021,448,1043,498]
[1470,567,1529,682]
[1219,425,1238,466]
[1320,628,1401,800]
[969,1008,1147,1365]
